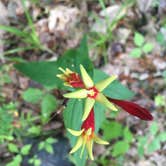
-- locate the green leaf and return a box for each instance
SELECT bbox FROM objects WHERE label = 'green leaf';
[142,43,153,53]
[93,69,134,100]
[94,102,106,132]
[147,138,161,153]
[137,136,147,157]
[22,88,43,104]
[130,48,142,58]
[41,94,57,123]
[63,99,86,166]
[8,143,19,153]
[101,120,122,141]
[28,126,41,135]
[0,25,29,38]
[112,141,129,157]
[6,154,22,166]
[155,95,165,107]
[134,32,144,46]
[38,142,45,150]
[123,127,133,143]
[34,159,41,166]
[149,122,158,135]
[46,137,57,144]
[156,32,165,46]
[45,143,54,154]
[21,144,32,155]
[14,36,93,89]
[158,132,166,142]
[138,145,144,157]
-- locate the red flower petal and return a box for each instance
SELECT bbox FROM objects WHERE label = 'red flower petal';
[109,98,153,121]
[81,109,95,131]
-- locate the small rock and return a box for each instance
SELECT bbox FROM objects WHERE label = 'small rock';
[48,6,79,34]
[153,59,166,70]
[137,0,153,12]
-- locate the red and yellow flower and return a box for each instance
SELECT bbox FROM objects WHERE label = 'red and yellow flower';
[57,64,153,160]
[63,65,118,121]
[67,109,108,160]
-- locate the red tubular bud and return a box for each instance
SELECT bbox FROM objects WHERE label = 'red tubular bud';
[109,98,153,121]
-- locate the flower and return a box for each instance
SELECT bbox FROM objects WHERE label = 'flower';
[63,65,118,121]
[57,65,153,121]
[67,109,109,160]
[56,67,84,88]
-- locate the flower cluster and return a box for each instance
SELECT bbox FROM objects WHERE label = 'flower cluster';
[57,65,153,160]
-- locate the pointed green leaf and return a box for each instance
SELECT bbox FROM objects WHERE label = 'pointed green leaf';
[41,94,57,123]
[8,143,19,153]
[15,36,93,89]
[112,141,129,157]
[21,144,32,155]
[93,69,135,100]
[142,43,153,53]
[134,32,144,46]
[101,120,123,141]
[130,48,142,58]
[123,127,133,143]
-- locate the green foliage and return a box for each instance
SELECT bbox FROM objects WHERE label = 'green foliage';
[38,137,57,154]
[41,94,57,123]
[0,65,12,86]
[28,126,41,136]
[63,99,86,166]
[123,127,133,143]
[22,87,57,124]
[130,32,153,58]
[137,121,166,157]
[130,48,142,58]
[0,102,17,143]
[101,119,133,157]
[102,120,123,140]
[155,95,166,107]
[29,155,41,166]
[22,88,43,104]
[15,36,93,89]
[134,32,144,47]
[6,154,22,166]
[7,143,32,166]
[8,143,19,153]
[156,25,166,47]
[20,144,32,155]
[93,69,134,100]
[0,0,41,56]
[112,140,129,157]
